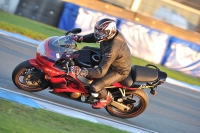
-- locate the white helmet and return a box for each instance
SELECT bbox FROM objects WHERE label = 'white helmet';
[94,18,117,43]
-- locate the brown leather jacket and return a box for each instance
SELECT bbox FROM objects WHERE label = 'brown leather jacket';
[82,31,132,78]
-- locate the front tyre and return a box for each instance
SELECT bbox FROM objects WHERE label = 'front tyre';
[12,60,49,92]
[106,89,149,118]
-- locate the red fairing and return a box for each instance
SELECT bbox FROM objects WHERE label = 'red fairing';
[126,87,138,91]
[112,82,124,87]
[51,72,88,93]
[29,58,42,69]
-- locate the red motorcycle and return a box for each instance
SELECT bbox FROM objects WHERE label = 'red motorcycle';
[12,28,167,118]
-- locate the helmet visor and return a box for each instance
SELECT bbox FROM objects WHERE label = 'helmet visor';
[94,28,106,41]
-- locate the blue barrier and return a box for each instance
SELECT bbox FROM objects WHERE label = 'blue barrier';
[163,37,200,77]
[58,3,79,31]
[74,6,118,35]
[58,2,200,77]
[117,19,171,65]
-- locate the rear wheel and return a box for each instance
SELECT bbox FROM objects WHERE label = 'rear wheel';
[12,60,49,92]
[106,89,149,118]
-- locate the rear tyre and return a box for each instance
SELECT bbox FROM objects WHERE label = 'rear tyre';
[12,60,50,92]
[106,89,149,118]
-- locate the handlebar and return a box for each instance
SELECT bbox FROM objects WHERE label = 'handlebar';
[65,28,82,36]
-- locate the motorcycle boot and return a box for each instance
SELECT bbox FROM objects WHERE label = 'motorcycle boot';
[92,91,113,109]
[86,94,95,103]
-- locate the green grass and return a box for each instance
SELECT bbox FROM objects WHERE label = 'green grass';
[0,98,128,133]
[0,11,65,39]
[0,21,48,40]
[0,11,199,86]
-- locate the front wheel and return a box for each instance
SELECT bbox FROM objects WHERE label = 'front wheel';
[12,60,50,92]
[106,89,149,118]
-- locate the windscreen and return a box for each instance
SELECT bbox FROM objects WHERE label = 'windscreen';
[37,35,77,61]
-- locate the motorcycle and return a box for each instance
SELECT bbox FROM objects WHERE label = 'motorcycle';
[12,28,167,118]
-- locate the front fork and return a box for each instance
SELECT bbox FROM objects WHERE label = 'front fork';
[29,58,47,81]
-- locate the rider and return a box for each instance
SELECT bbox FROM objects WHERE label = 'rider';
[75,18,132,109]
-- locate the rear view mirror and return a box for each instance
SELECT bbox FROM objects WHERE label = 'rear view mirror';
[65,28,82,35]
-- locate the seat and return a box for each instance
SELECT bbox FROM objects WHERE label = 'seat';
[120,65,159,87]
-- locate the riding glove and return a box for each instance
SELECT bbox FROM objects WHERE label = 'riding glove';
[71,66,88,77]
[74,35,83,43]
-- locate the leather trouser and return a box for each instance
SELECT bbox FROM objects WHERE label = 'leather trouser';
[90,70,127,98]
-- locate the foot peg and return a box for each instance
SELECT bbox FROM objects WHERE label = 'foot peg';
[86,95,95,103]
